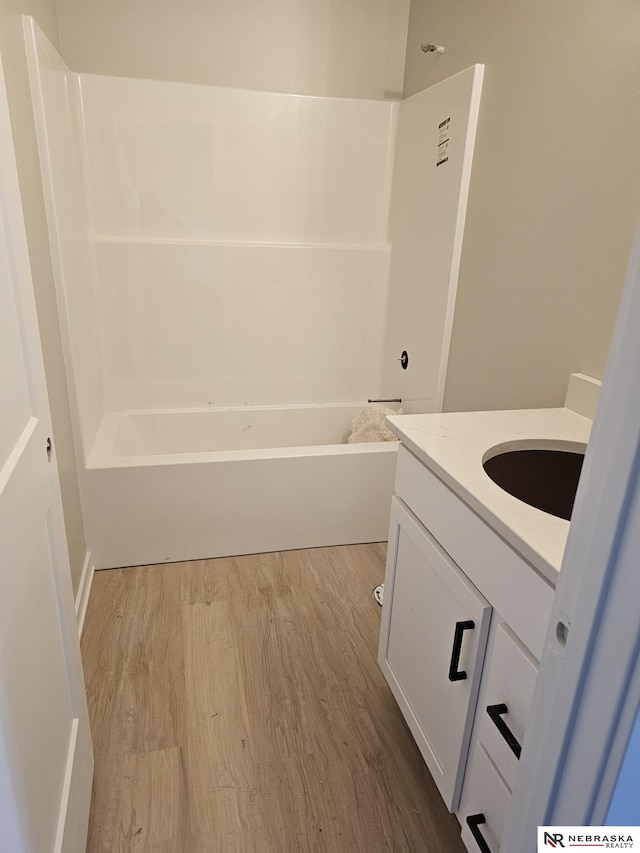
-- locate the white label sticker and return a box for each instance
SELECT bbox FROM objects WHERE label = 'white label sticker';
[437,116,450,167]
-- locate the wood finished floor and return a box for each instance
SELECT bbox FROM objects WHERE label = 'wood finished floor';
[81,544,465,852]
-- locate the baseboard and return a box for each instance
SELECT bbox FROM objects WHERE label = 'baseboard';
[75,551,95,638]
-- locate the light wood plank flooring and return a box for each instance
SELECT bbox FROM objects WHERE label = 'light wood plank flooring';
[81,544,465,852]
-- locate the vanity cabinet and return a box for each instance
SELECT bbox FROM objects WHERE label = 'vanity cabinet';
[379,445,555,850]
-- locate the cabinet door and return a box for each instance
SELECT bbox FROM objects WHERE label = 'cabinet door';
[379,497,491,811]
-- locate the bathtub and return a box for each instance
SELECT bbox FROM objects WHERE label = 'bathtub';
[84,403,399,569]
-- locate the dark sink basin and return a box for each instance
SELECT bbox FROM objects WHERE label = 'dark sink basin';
[483,445,586,521]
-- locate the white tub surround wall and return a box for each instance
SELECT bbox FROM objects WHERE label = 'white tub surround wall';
[24,19,105,462]
[78,74,396,411]
[92,243,390,411]
[79,77,394,245]
[86,405,398,569]
[26,28,398,414]
[381,65,483,413]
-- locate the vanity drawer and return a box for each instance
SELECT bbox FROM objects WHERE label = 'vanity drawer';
[394,445,554,660]
[477,622,538,790]
[459,742,510,853]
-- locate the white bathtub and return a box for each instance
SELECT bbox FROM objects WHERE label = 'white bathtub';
[84,403,398,569]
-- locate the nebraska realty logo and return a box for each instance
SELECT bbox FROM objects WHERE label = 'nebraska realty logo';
[538,827,640,850]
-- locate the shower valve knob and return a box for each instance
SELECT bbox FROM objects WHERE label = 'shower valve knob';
[398,351,409,370]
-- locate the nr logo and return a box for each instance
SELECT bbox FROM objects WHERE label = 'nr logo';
[544,832,565,848]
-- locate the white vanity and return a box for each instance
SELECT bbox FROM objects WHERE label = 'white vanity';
[378,377,597,852]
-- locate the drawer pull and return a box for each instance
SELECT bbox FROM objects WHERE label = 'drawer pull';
[466,813,492,853]
[486,703,522,758]
[448,620,475,681]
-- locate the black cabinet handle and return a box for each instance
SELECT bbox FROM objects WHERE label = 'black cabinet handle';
[448,620,475,681]
[466,814,492,853]
[486,703,522,759]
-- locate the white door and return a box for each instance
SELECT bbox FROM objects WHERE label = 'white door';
[0,49,93,853]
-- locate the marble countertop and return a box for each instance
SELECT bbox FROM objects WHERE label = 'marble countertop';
[386,407,592,585]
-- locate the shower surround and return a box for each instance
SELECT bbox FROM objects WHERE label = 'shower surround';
[25,17,482,568]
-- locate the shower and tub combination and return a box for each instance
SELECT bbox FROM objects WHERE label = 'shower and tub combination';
[24,17,483,569]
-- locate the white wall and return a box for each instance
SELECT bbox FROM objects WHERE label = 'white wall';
[381,65,483,412]
[94,243,390,410]
[0,4,86,596]
[404,0,640,413]
[56,0,410,101]
[80,76,394,245]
